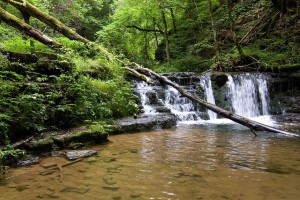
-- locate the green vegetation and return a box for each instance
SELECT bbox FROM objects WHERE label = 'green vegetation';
[98,0,299,71]
[0,146,25,174]
[0,0,299,170]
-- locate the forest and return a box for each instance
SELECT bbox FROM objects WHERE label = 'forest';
[0,0,299,172]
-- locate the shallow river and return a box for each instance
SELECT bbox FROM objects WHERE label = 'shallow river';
[1,123,300,200]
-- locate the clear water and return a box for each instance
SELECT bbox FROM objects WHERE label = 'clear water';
[1,124,300,200]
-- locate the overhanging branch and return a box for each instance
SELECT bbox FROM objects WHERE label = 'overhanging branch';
[126,25,163,34]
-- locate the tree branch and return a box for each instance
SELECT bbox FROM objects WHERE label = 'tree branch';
[126,25,163,34]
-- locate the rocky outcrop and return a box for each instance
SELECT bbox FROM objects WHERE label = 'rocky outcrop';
[268,72,300,114]
[211,72,228,88]
[14,127,109,154]
[114,113,177,134]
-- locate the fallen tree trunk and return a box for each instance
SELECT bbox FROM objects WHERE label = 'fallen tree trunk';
[2,0,89,43]
[132,63,299,137]
[0,7,62,48]
[1,0,113,59]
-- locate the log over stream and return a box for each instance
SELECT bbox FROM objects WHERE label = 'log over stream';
[131,63,299,137]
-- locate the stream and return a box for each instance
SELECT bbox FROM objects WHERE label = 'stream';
[1,123,300,200]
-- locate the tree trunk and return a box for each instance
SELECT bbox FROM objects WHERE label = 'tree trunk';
[208,0,220,62]
[225,0,244,58]
[0,3,113,59]
[160,6,171,62]
[169,7,177,34]
[270,0,288,13]
[0,7,62,48]
[294,0,300,33]
[132,63,299,137]
[2,0,89,43]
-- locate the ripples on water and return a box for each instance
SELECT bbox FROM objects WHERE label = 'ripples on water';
[0,124,300,200]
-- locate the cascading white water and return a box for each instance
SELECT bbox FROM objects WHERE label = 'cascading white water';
[135,73,271,123]
[257,75,271,115]
[200,75,217,120]
[135,82,156,114]
[163,86,202,121]
[226,73,270,118]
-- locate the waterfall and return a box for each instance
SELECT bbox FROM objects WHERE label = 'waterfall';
[200,75,217,120]
[135,82,156,114]
[226,73,270,118]
[257,76,271,115]
[163,86,202,121]
[134,72,271,123]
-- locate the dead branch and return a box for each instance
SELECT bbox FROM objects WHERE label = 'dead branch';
[40,158,84,182]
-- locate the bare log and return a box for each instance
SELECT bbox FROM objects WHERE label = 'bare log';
[124,67,154,84]
[40,158,84,182]
[132,63,299,137]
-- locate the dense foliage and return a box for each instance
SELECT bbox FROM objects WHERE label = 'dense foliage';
[0,0,139,147]
[98,0,300,72]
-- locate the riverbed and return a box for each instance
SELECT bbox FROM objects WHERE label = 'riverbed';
[1,123,300,200]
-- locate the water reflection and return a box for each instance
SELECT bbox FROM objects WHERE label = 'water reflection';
[1,124,300,200]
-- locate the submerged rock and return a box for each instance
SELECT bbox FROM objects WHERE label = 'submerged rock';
[17,155,39,166]
[60,186,90,194]
[64,150,97,160]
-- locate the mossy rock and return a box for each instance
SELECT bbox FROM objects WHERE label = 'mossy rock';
[211,72,228,88]
[54,130,109,148]
[23,138,54,153]
[81,65,113,80]
[270,64,300,73]
[35,60,73,76]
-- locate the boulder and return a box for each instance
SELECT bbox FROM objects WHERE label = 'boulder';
[146,90,159,105]
[64,150,97,160]
[114,113,177,134]
[211,72,228,88]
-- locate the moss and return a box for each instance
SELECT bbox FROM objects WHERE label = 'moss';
[35,60,73,75]
[67,130,109,144]
[53,128,109,149]
[25,138,54,153]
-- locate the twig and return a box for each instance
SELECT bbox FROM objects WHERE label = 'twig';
[40,158,84,182]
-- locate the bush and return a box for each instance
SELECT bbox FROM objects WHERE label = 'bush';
[2,36,51,53]
[0,147,25,174]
